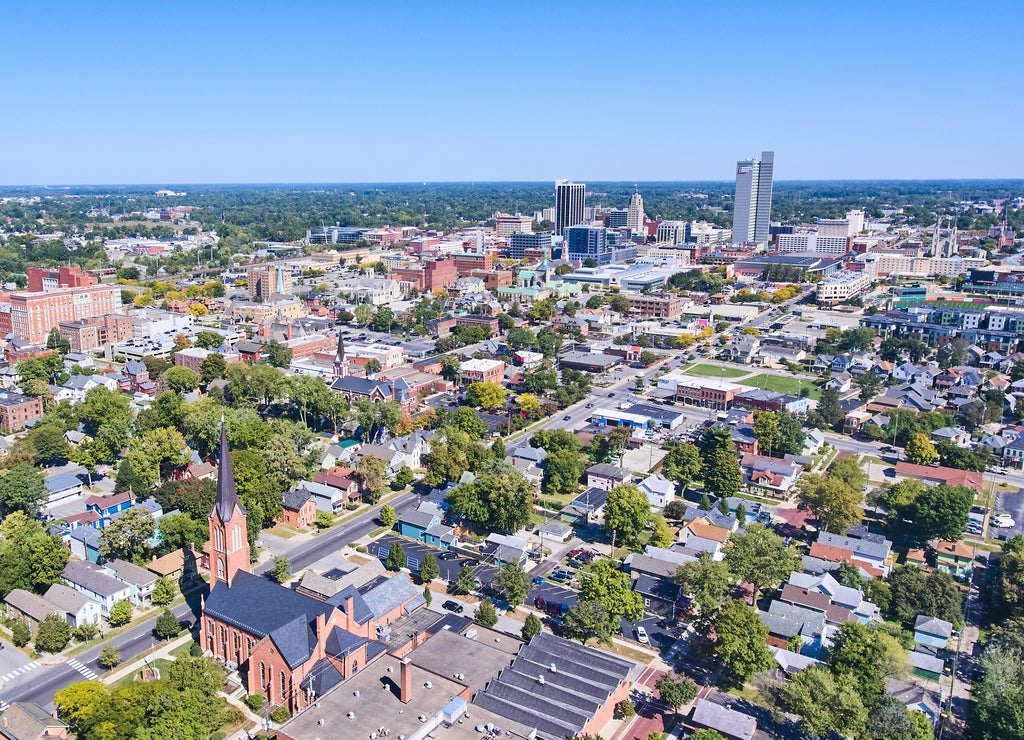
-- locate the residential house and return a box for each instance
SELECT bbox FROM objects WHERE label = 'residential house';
[931,540,974,581]
[398,506,441,540]
[60,561,135,617]
[384,431,432,471]
[296,479,354,514]
[908,650,945,682]
[787,571,879,623]
[689,699,757,740]
[632,572,682,618]
[769,646,822,676]
[147,547,203,592]
[681,519,730,560]
[351,443,404,475]
[741,454,802,496]
[560,487,609,526]
[638,474,675,509]
[886,678,942,728]
[538,520,573,543]
[85,491,136,527]
[817,531,893,575]
[44,474,83,505]
[280,488,317,527]
[759,601,828,657]
[679,505,739,532]
[0,702,69,740]
[104,559,157,607]
[43,583,102,628]
[719,337,759,364]
[586,463,630,491]
[482,533,528,566]
[3,590,63,630]
[825,371,853,393]
[931,426,970,446]
[802,428,825,456]
[67,526,102,563]
[1004,435,1024,468]
[914,615,953,650]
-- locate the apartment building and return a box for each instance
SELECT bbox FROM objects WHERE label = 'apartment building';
[494,213,533,238]
[815,270,873,305]
[7,284,123,344]
[247,265,292,299]
[0,391,44,432]
[58,315,134,352]
[627,294,683,319]
[27,266,97,292]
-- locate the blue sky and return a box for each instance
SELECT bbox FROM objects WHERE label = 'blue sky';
[2,0,1020,184]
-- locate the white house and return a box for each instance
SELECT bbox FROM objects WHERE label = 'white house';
[60,561,135,617]
[638,474,676,509]
[44,583,102,628]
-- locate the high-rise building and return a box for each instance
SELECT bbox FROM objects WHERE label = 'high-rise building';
[247,265,292,299]
[5,284,123,344]
[627,190,645,232]
[733,151,774,245]
[565,226,638,266]
[555,179,586,236]
[605,209,629,228]
[509,232,552,260]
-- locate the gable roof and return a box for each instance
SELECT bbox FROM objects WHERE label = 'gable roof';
[62,561,129,598]
[204,570,333,638]
[43,583,93,614]
[106,558,158,588]
[360,572,420,620]
[914,615,953,639]
[0,702,68,740]
[691,699,757,740]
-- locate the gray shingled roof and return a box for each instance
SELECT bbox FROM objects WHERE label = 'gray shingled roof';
[914,615,953,639]
[44,583,94,615]
[692,699,757,740]
[3,589,63,623]
[62,561,129,598]
[106,559,158,588]
[360,573,419,621]
[817,531,892,560]
[204,570,333,638]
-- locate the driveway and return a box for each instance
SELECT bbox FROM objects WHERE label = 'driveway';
[993,488,1024,540]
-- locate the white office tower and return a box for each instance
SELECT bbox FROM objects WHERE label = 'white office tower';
[733,150,775,245]
[555,179,586,236]
[627,190,645,232]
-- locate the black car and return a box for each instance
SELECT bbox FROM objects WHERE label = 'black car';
[438,551,458,560]
[463,559,479,567]
[441,600,464,613]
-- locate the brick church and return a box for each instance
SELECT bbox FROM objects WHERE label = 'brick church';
[200,424,424,713]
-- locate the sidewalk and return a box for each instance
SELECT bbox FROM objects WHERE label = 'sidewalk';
[102,634,193,684]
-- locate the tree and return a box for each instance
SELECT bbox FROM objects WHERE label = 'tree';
[73,623,99,643]
[602,484,650,549]
[578,559,643,623]
[157,512,208,552]
[353,454,389,504]
[724,523,801,601]
[886,565,963,628]
[316,511,334,530]
[714,599,774,680]
[453,564,477,594]
[379,504,398,527]
[609,295,630,314]
[816,388,843,428]
[98,644,122,669]
[674,554,732,635]
[828,622,908,701]
[11,621,30,647]
[703,450,742,500]
[616,699,636,719]
[0,512,70,597]
[164,366,200,393]
[154,608,181,639]
[856,372,884,401]
[776,412,806,456]
[0,463,47,517]
[796,473,863,534]
[562,599,612,645]
[419,552,439,583]
[692,731,726,740]
[99,508,156,561]
[492,563,530,608]
[270,555,291,583]
[506,327,536,351]
[475,598,498,627]
[108,599,132,627]
[422,585,432,607]
[661,443,701,489]
[907,484,973,542]
[542,448,586,497]
[654,673,698,716]
[783,665,868,739]
[372,306,394,332]
[26,423,71,463]
[199,352,227,383]
[152,576,177,606]
[649,514,674,549]
[971,646,1024,740]
[392,466,415,490]
[753,411,780,457]
[385,542,406,572]
[124,426,191,489]
[466,381,506,410]
[905,433,938,465]
[522,613,542,642]
[446,466,534,534]
[262,340,292,368]
[453,406,488,439]
[34,612,71,653]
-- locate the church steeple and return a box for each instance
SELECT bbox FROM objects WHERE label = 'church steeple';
[208,421,250,587]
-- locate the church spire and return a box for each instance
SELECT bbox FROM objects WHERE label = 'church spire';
[212,420,246,522]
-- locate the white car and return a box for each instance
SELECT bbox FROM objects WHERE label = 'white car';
[635,626,649,644]
[993,514,1016,528]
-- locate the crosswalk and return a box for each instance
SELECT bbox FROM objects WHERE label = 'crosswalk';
[0,660,40,684]
[66,658,99,681]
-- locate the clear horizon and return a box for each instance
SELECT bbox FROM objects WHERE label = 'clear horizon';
[2,0,1020,184]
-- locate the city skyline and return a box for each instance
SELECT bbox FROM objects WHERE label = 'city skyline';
[2,1,1021,184]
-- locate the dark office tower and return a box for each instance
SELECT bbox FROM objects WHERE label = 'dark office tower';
[555,179,586,236]
[733,150,774,245]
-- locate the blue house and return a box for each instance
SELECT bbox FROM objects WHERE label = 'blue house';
[85,491,136,528]
[398,509,440,540]
[69,526,102,563]
[914,615,953,650]
[422,524,458,550]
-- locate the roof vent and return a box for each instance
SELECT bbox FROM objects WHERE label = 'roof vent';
[387,665,394,673]
[494,637,501,643]
[418,715,427,723]
[354,690,360,697]
[424,681,432,689]
[538,675,545,684]
[549,663,557,673]
[348,712,356,719]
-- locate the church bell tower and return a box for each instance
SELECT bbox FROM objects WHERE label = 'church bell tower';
[208,421,250,587]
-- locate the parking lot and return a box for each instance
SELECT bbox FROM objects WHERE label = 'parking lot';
[993,487,1024,540]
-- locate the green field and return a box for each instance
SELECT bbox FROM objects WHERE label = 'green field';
[743,373,820,399]
[681,364,750,378]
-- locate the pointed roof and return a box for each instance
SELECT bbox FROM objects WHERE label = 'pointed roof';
[211,421,246,522]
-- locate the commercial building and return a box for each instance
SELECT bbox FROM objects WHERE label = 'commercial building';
[733,150,775,245]
[247,265,292,299]
[58,314,134,352]
[815,270,872,305]
[27,266,97,292]
[0,391,43,432]
[555,179,586,236]
[656,221,688,245]
[564,226,638,266]
[459,358,505,384]
[391,258,457,293]
[627,190,645,232]
[494,213,533,237]
[508,231,552,259]
[776,232,852,255]
[627,293,683,318]
[6,284,123,344]
[855,253,986,278]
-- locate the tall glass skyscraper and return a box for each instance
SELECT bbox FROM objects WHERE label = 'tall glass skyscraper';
[733,151,774,245]
[555,179,586,236]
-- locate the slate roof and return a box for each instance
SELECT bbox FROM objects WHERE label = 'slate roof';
[62,561,129,598]
[761,601,826,638]
[204,570,333,638]
[400,509,438,529]
[586,463,629,480]
[210,422,246,522]
[474,631,634,740]
[282,487,313,511]
[298,657,344,696]
[691,699,757,740]
[324,584,375,625]
[907,650,944,675]
[632,573,681,603]
[914,615,953,639]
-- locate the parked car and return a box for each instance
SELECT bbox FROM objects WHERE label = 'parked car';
[535,596,547,610]
[438,551,458,560]
[635,626,649,644]
[441,600,464,613]
[563,415,572,421]
[993,514,1016,528]
[532,576,546,585]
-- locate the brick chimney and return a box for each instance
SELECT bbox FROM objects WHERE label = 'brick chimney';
[400,658,412,703]
[345,595,355,632]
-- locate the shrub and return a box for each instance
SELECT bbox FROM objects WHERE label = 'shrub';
[34,614,71,653]
[190,641,203,657]
[11,621,30,647]
[244,694,265,712]
[616,699,636,718]
[270,706,290,724]
[73,623,99,643]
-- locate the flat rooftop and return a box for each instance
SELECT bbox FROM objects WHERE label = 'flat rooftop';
[409,626,519,693]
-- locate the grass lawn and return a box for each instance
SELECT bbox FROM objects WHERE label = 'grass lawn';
[681,364,751,378]
[267,525,298,539]
[743,373,821,399]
